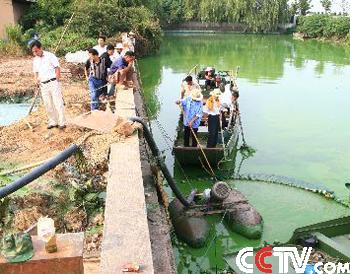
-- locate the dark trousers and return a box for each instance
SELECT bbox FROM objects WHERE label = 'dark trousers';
[207,114,220,148]
[184,126,198,147]
[222,110,228,128]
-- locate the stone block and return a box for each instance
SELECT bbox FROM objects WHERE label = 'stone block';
[0,233,84,274]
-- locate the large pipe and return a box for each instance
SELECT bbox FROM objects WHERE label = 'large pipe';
[129,117,190,207]
[0,144,79,199]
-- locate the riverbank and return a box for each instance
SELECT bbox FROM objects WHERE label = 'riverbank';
[294,14,350,49]
[0,55,175,273]
[0,57,121,272]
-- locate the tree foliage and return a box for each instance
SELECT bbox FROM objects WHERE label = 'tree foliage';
[320,0,332,13]
[158,0,289,32]
[298,14,350,38]
[17,0,162,56]
[298,0,311,15]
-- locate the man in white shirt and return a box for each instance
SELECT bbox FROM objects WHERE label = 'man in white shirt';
[31,40,66,129]
[180,76,201,98]
[93,35,107,57]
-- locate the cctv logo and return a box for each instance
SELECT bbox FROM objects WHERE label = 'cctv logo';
[236,246,312,273]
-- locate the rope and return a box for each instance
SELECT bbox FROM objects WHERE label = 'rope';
[190,126,217,178]
[53,11,76,54]
[178,104,217,179]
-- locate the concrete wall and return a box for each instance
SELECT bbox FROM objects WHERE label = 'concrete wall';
[0,0,29,40]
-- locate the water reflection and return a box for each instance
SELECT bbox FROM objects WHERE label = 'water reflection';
[139,33,350,198]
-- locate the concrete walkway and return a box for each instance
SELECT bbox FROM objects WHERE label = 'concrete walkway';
[100,88,154,274]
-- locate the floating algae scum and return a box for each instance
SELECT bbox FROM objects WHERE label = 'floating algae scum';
[138,33,350,272]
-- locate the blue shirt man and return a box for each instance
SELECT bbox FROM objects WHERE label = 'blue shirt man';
[107,51,135,95]
[109,56,128,75]
[177,89,203,147]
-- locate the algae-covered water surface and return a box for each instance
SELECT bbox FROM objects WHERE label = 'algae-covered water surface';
[139,34,350,272]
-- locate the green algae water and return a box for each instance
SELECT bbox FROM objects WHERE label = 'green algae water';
[138,34,350,273]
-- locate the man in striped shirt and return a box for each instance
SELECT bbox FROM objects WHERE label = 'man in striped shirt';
[84,48,108,110]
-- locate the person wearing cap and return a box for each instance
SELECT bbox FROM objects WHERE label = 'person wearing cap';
[114,42,124,59]
[31,40,66,129]
[180,75,201,99]
[176,89,203,147]
[205,67,215,89]
[93,35,107,56]
[204,89,223,148]
[127,31,136,52]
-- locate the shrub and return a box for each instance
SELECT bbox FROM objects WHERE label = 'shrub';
[323,17,350,38]
[0,25,27,56]
[71,1,162,55]
[38,27,95,56]
[19,0,162,57]
[298,15,350,39]
[297,15,330,38]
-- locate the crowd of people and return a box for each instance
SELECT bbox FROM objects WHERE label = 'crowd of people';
[84,32,136,111]
[177,69,240,149]
[30,32,137,130]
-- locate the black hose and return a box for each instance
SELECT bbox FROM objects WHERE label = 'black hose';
[0,144,79,199]
[129,117,190,207]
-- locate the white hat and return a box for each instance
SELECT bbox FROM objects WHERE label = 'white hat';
[210,88,222,98]
[129,31,136,36]
[205,67,213,72]
[116,43,123,49]
[191,89,203,101]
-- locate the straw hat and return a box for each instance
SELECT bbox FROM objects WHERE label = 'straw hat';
[210,89,222,98]
[116,43,123,49]
[191,89,203,101]
[129,31,136,36]
[205,67,213,72]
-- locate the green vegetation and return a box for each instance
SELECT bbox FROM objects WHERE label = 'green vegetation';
[1,0,162,56]
[1,0,301,57]
[160,0,290,32]
[297,14,350,42]
[2,0,350,56]
[0,25,29,56]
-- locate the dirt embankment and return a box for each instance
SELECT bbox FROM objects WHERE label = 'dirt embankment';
[0,56,91,163]
[0,56,122,266]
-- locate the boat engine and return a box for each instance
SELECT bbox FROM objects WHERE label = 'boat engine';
[169,181,263,248]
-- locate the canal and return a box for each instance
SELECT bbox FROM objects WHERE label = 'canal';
[139,34,350,273]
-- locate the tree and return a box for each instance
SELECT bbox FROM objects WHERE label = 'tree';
[289,0,299,15]
[299,0,311,15]
[320,0,332,13]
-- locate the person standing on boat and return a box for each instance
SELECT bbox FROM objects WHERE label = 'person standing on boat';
[31,40,66,129]
[180,75,200,99]
[204,67,215,89]
[231,90,240,126]
[176,89,203,147]
[204,89,223,148]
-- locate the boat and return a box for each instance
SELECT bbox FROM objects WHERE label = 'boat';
[173,122,239,167]
[173,66,240,167]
